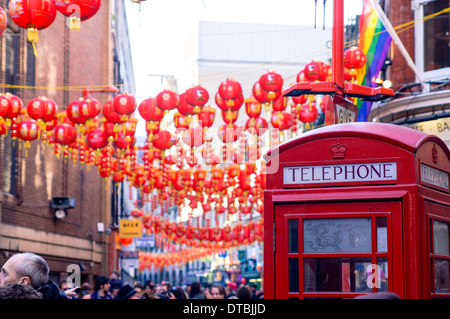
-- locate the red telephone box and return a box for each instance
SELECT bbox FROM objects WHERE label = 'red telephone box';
[264,122,450,299]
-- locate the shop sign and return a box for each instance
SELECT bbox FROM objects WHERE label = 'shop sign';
[119,219,142,238]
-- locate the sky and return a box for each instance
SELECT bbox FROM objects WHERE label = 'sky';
[124,0,364,136]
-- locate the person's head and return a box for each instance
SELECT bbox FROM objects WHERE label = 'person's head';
[110,270,120,279]
[59,277,73,292]
[189,281,202,297]
[204,284,213,299]
[116,284,138,299]
[0,252,49,290]
[78,282,91,299]
[210,283,226,299]
[134,282,144,299]
[168,286,187,299]
[110,278,122,298]
[94,276,110,292]
[161,281,172,292]
[236,285,252,299]
[0,283,42,299]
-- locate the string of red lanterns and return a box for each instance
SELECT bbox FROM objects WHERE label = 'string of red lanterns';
[0,47,366,266]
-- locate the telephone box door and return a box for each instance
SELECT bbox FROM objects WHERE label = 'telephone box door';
[274,201,404,299]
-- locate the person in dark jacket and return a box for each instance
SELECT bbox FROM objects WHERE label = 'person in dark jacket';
[0,252,68,299]
[90,276,112,299]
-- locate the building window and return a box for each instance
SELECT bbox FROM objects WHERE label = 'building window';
[423,0,450,72]
[2,28,19,195]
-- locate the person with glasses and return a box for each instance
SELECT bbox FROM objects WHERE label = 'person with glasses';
[59,277,78,299]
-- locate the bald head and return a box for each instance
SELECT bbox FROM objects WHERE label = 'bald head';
[0,253,49,290]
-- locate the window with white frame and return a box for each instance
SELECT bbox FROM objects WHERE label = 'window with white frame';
[414,0,450,80]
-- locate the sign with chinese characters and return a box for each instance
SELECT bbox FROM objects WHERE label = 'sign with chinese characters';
[119,219,142,238]
[283,162,397,185]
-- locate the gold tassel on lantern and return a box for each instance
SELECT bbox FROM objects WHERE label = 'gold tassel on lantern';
[27,28,39,56]
[68,16,81,30]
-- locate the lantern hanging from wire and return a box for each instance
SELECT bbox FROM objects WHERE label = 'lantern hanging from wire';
[185,85,209,113]
[8,0,57,55]
[54,0,101,30]
[16,119,39,152]
[155,89,179,113]
[112,92,136,121]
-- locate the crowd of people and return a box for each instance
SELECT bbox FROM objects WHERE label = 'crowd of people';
[0,252,264,299]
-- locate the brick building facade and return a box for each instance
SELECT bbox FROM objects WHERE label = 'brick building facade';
[0,0,134,286]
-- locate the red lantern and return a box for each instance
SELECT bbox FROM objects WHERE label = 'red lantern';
[152,130,175,150]
[197,106,215,129]
[221,110,238,125]
[112,93,136,118]
[177,93,196,116]
[272,96,287,112]
[17,119,39,142]
[27,97,48,121]
[259,70,283,93]
[304,61,327,82]
[0,121,8,135]
[42,98,58,122]
[5,93,23,118]
[120,237,132,246]
[8,0,57,46]
[185,85,209,108]
[173,112,191,131]
[215,92,243,112]
[271,111,293,130]
[52,123,77,145]
[344,46,367,70]
[82,97,101,119]
[245,117,268,135]
[244,97,262,118]
[0,6,7,36]
[218,78,242,100]
[298,103,319,123]
[102,99,123,123]
[138,97,164,122]
[252,81,281,103]
[0,94,13,118]
[145,121,160,136]
[66,98,87,124]
[86,127,107,149]
[114,131,135,149]
[291,94,307,105]
[54,0,101,29]
[155,89,178,112]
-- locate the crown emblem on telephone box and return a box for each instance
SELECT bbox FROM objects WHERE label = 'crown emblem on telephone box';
[330,139,347,159]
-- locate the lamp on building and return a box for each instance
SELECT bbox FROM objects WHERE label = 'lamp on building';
[49,197,76,220]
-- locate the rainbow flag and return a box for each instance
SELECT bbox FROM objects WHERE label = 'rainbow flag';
[356,0,392,121]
